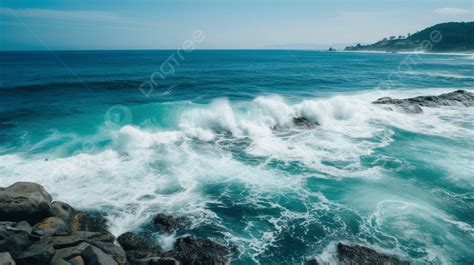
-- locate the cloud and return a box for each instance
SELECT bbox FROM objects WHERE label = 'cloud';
[0,8,119,21]
[433,7,471,15]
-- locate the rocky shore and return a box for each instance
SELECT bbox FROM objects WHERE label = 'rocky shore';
[372,89,474,114]
[1,182,410,264]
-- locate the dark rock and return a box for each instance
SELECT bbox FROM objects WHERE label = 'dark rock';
[71,211,109,234]
[0,228,32,257]
[337,243,410,265]
[15,242,55,265]
[50,241,90,264]
[0,252,15,265]
[306,257,319,265]
[153,214,185,233]
[117,232,162,260]
[168,236,229,265]
[92,241,127,265]
[82,244,118,265]
[373,90,474,114]
[42,231,115,249]
[0,182,52,223]
[133,257,180,265]
[32,217,68,237]
[293,117,319,129]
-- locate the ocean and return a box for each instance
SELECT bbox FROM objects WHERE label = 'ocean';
[0,50,473,264]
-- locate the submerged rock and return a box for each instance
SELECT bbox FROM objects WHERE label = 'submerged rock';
[337,243,410,265]
[0,182,52,223]
[293,117,319,129]
[373,89,474,114]
[153,214,186,233]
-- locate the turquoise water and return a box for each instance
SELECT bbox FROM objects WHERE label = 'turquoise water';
[0,50,473,264]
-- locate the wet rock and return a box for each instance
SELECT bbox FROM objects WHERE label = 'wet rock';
[337,243,410,265]
[117,232,162,260]
[71,211,109,234]
[153,214,185,233]
[293,117,319,129]
[15,242,55,265]
[50,241,90,264]
[32,217,68,237]
[0,228,32,257]
[133,257,180,265]
[0,252,15,265]
[82,244,118,265]
[0,182,52,223]
[169,236,229,265]
[372,89,474,114]
[92,241,127,265]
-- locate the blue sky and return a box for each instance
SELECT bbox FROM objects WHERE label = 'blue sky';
[0,0,472,50]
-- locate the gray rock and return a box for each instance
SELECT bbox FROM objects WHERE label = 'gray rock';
[0,252,15,265]
[134,257,180,265]
[0,182,52,223]
[70,211,109,234]
[373,90,474,114]
[82,244,118,265]
[0,229,32,257]
[337,243,410,265]
[14,221,32,234]
[32,217,68,237]
[15,242,55,265]
[50,242,90,265]
[168,236,229,265]
[153,214,185,233]
[293,117,319,129]
[92,241,127,265]
[117,232,162,260]
[42,231,115,249]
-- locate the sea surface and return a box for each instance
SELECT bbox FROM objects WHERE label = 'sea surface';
[0,50,473,264]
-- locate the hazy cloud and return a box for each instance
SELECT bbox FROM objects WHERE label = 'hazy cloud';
[0,8,119,21]
[433,7,471,15]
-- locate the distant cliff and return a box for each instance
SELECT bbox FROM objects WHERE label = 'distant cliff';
[345,22,474,53]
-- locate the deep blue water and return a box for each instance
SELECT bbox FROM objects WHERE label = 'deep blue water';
[0,50,473,264]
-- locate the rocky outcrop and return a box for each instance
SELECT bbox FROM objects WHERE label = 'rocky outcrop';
[372,90,474,114]
[307,243,410,265]
[153,214,186,233]
[336,243,410,265]
[293,117,319,129]
[0,182,230,265]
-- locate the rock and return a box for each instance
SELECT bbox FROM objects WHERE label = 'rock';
[117,232,162,260]
[14,221,32,234]
[42,231,115,249]
[82,244,118,265]
[71,211,108,234]
[50,242,90,264]
[92,241,127,265]
[133,257,180,265]
[0,252,15,265]
[306,257,319,265]
[373,90,474,114]
[169,236,229,265]
[0,228,32,257]
[0,182,52,223]
[337,243,410,265]
[32,217,68,237]
[293,117,319,129]
[15,242,55,265]
[153,214,185,233]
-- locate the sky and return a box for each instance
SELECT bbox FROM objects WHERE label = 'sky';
[0,0,472,50]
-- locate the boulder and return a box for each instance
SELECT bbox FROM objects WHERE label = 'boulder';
[133,257,180,265]
[0,228,32,257]
[32,217,68,237]
[293,117,319,129]
[14,242,55,265]
[337,243,410,265]
[82,244,118,265]
[0,252,15,265]
[153,214,185,233]
[71,211,109,234]
[117,232,162,260]
[168,236,229,265]
[0,182,52,223]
